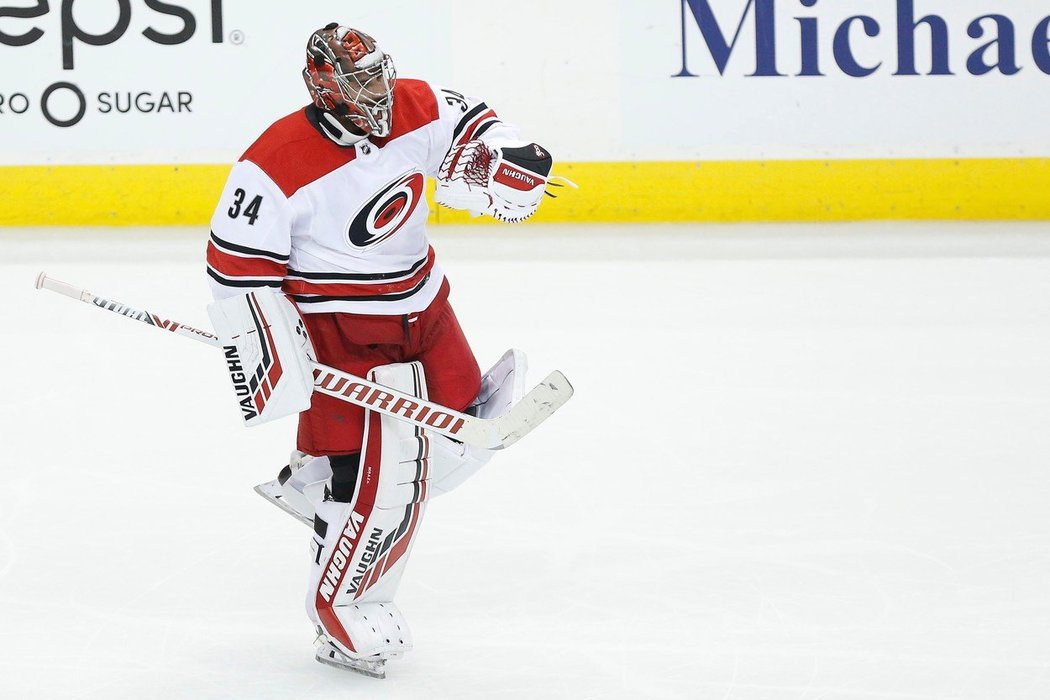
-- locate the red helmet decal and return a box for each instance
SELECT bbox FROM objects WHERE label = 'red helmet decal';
[343,31,371,63]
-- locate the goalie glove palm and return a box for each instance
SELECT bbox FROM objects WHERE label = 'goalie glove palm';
[435,140,553,223]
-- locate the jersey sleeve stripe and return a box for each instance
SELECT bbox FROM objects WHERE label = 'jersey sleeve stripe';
[472,119,500,140]
[452,102,490,143]
[455,110,499,148]
[210,231,290,263]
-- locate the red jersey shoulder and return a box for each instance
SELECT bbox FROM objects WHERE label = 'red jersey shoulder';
[240,107,357,198]
[374,79,440,144]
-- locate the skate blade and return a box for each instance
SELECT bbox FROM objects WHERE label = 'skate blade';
[253,480,312,526]
[315,648,387,679]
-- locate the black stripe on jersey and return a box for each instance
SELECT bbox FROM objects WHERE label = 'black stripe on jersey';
[452,102,489,144]
[210,232,290,263]
[207,267,283,288]
[286,255,429,282]
[292,274,431,303]
[472,118,501,140]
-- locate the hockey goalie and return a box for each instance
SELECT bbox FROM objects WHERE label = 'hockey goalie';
[204,24,560,679]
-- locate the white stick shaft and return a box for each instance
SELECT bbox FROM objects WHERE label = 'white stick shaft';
[34,272,571,448]
[36,272,223,346]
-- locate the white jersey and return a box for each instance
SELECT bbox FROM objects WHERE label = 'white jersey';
[207,79,519,315]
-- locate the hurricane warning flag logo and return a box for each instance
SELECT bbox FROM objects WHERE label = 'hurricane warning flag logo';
[347,171,425,250]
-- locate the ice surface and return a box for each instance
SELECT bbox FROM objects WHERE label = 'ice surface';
[2,222,1049,699]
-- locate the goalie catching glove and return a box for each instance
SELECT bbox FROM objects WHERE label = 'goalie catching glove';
[435,140,553,222]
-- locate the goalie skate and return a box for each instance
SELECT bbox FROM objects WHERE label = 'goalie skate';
[315,635,389,679]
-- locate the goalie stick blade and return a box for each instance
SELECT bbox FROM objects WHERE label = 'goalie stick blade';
[489,371,574,450]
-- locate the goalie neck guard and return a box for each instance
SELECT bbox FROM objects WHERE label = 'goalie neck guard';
[303,24,396,138]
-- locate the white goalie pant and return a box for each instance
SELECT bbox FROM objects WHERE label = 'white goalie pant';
[303,354,524,660]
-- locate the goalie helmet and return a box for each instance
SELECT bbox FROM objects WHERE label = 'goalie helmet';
[303,24,396,138]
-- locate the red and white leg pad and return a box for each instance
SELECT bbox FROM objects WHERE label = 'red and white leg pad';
[425,348,527,496]
[295,353,528,670]
[371,349,527,506]
[305,361,434,661]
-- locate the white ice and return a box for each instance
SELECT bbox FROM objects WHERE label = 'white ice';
[2,223,1049,699]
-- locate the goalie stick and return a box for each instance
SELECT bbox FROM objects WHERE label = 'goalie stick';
[35,272,573,450]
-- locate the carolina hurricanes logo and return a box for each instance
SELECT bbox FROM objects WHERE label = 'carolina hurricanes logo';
[347,172,425,249]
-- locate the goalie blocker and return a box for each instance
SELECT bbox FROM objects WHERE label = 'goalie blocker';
[207,289,316,426]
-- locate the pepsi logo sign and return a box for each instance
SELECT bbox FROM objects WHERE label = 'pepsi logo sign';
[347,171,425,249]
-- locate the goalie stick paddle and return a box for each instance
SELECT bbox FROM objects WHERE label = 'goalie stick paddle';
[35,272,573,450]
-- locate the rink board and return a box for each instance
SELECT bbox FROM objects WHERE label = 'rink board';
[2,158,1049,226]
